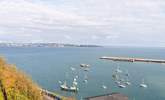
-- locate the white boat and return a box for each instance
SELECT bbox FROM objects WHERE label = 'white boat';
[70,78,79,91]
[80,64,90,67]
[83,79,88,83]
[125,81,131,85]
[69,85,79,91]
[117,80,126,88]
[140,79,148,88]
[140,84,147,88]
[125,75,131,85]
[60,81,69,90]
[73,78,78,86]
[118,84,126,88]
[83,75,88,83]
[60,78,79,92]
[70,67,76,71]
[102,85,107,89]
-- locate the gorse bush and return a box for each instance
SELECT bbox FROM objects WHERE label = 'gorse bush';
[0,57,42,100]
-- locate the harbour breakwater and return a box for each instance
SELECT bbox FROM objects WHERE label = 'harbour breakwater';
[100,56,165,63]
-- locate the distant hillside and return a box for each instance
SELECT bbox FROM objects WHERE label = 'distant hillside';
[0,57,42,100]
[0,43,102,48]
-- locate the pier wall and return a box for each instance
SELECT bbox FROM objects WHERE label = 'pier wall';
[100,56,165,63]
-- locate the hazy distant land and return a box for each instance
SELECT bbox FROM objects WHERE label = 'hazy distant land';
[0,43,102,48]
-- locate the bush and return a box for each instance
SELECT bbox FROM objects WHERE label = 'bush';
[0,57,42,100]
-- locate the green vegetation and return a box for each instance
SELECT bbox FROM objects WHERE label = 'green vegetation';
[0,91,3,100]
[0,57,76,100]
[0,57,42,100]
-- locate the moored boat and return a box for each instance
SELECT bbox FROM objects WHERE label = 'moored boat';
[60,78,79,92]
[80,64,90,67]
[118,84,126,88]
[140,79,147,88]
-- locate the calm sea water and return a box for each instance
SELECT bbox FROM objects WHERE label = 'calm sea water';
[0,47,165,100]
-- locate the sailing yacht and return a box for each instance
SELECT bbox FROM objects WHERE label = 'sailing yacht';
[60,78,79,92]
[70,78,79,91]
[60,81,69,90]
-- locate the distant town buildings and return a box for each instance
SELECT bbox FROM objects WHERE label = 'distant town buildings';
[0,43,101,48]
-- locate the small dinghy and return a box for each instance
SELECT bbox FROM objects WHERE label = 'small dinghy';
[70,67,76,71]
[140,84,147,88]
[83,79,88,83]
[83,75,88,83]
[140,79,148,88]
[102,85,107,89]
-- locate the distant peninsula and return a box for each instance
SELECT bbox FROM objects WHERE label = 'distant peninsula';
[0,43,102,48]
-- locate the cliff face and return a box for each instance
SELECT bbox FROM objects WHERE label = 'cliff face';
[0,57,42,100]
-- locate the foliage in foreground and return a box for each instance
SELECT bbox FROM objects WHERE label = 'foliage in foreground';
[0,57,42,100]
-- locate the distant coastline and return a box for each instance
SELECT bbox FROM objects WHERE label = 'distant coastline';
[0,43,102,48]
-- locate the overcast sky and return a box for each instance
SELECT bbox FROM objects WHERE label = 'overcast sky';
[0,0,165,46]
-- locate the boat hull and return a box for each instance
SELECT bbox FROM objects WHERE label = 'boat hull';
[60,86,78,92]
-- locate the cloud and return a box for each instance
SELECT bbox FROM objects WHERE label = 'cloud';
[63,35,72,40]
[0,0,98,26]
[106,35,119,40]
[91,35,99,40]
[0,0,165,46]
[0,0,101,43]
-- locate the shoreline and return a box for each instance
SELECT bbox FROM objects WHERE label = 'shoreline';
[41,89,75,100]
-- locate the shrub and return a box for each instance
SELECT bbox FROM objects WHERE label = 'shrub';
[0,57,42,100]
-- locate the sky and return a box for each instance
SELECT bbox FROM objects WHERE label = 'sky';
[0,0,165,46]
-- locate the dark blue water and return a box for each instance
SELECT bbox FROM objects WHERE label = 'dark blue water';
[0,47,165,100]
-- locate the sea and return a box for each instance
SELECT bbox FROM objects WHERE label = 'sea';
[0,47,165,100]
